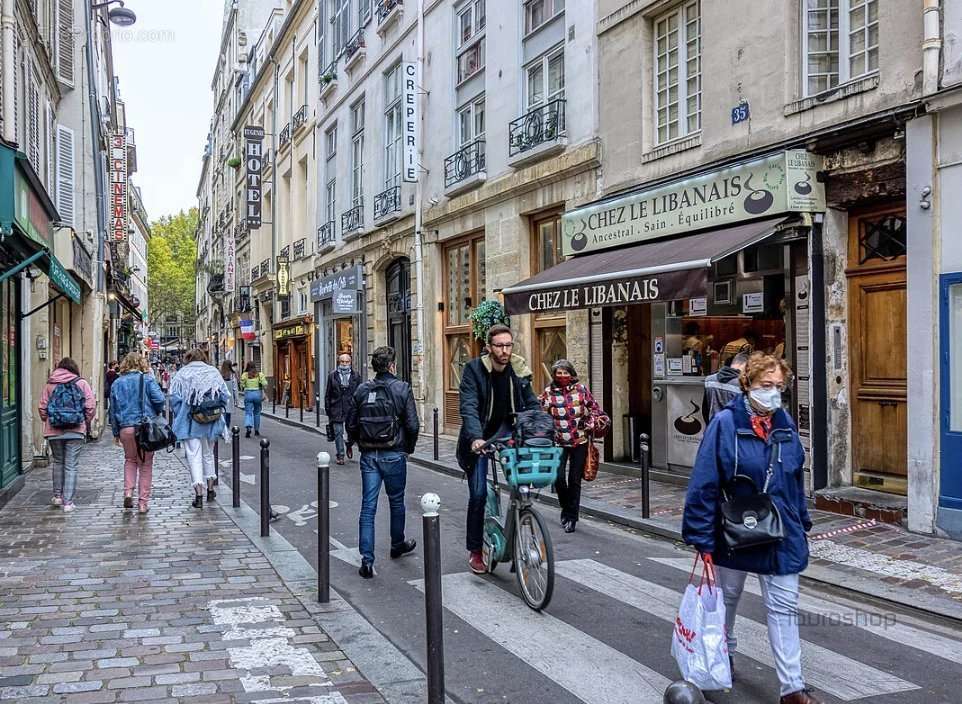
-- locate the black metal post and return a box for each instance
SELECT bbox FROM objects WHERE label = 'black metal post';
[317,452,331,603]
[213,439,219,485]
[422,494,445,704]
[299,392,304,424]
[260,438,270,537]
[433,407,439,461]
[285,393,290,418]
[315,394,321,428]
[639,433,650,519]
[231,426,241,508]
[272,384,276,415]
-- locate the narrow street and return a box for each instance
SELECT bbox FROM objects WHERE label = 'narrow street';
[224,417,962,704]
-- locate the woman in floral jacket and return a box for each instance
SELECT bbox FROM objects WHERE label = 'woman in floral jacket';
[539,359,609,533]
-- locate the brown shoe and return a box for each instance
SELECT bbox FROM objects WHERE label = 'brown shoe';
[780,689,824,704]
[336,457,345,465]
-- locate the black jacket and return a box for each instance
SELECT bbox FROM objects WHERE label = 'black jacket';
[324,368,361,423]
[456,355,540,473]
[701,366,742,425]
[347,372,420,454]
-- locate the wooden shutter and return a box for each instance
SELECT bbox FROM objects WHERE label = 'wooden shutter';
[56,125,75,226]
[28,75,40,169]
[56,0,75,87]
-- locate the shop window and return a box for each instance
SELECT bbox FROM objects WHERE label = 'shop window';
[531,213,566,391]
[858,213,906,265]
[743,243,783,274]
[443,233,486,428]
[951,283,962,433]
[280,296,290,319]
[534,326,566,394]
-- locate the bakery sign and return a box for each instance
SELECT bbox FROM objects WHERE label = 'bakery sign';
[562,150,824,256]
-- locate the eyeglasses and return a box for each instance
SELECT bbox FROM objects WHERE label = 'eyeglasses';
[756,381,786,392]
[489,342,514,350]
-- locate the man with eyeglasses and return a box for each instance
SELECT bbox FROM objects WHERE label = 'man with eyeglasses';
[456,324,540,575]
[325,352,361,464]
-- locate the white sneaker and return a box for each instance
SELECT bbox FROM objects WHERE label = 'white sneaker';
[62,502,76,512]
[50,495,63,506]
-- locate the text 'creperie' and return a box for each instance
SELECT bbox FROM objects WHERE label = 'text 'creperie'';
[527,278,661,311]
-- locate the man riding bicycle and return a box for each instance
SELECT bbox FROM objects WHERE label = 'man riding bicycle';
[456,324,540,574]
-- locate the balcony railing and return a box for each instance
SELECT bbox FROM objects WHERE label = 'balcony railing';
[341,202,364,235]
[259,259,271,278]
[292,104,308,132]
[293,238,306,259]
[374,185,401,220]
[250,266,259,282]
[279,244,291,259]
[508,99,566,158]
[279,122,291,148]
[319,60,338,86]
[376,0,402,23]
[344,29,365,61]
[444,139,486,189]
[317,221,335,250]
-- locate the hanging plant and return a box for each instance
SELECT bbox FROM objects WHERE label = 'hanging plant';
[469,299,509,343]
[226,156,242,169]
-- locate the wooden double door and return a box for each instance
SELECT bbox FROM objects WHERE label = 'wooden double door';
[847,206,908,494]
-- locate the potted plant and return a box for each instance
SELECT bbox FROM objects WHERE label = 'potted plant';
[321,72,335,85]
[469,299,510,343]
[226,155,241,169]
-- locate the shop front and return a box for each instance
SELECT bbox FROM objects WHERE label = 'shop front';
[273,316,313,409]
[503,150,826,486]
[311,265,367,401]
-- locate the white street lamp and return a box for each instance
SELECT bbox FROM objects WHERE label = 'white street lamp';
[91,0,137,27]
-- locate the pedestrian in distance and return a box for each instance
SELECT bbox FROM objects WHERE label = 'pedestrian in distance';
[539,359,609,533]
[702,351,750,425]
[325,352,361,465]
[347,346,419,579]
[682,352,822,704]
[220,360,239,429]
[104,361,119,411]
[457,324,541,574]
[38,358,96,512]
[169,348,229,508]
[109,352,167,513]
[240,361,268,438]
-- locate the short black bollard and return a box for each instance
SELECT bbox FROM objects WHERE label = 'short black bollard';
[299,393,304,424]
[433,407,439,461]
[315,395,321,428]
[316,451,331,604]
[213,439,219,485]
[260,438,271,537]
[231,426,241,508]
[639,432,651,519]
[421,493,445,704]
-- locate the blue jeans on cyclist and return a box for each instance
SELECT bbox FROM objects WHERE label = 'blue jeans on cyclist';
[358,450,408,566]
[465,454,489,552]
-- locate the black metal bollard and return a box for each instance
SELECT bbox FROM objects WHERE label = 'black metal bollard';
[433,407,439,461]
[316,451,331,603]
[260,438,271,537]
[272,387,276,415]
[231,426,241,508]
[285,394,290,418]
[639,433,651,519]
[213,439,219,485]
[421,493,445,704]
[315,394,321,428]
[299,392,304,424]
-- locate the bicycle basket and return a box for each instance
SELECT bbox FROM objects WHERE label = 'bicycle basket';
[498,447,562,488]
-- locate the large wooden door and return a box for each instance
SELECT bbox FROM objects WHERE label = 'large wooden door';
[847,206,907,494]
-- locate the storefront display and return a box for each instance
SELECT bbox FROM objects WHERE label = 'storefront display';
[311,265,366,398]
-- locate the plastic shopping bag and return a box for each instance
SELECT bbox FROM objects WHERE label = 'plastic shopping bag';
[670,554,733,691]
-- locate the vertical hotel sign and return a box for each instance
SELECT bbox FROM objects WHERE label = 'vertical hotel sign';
[244,126,264,228]
[109,132,128,247]
[402,62,418,183]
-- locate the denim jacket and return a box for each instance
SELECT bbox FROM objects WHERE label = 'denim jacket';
[109,372,166,438]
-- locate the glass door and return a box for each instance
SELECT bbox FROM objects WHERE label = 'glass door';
[0,277,20,488]
[941,274,962,512]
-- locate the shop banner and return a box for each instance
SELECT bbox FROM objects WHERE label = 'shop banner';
[276,255,290,298]
[503,268,707,315]
[332,289,357,314]
[562,150,824,256]
[244,126,264,229]
[310,264,364,301]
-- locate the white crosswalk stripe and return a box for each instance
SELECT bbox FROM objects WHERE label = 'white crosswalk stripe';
[558,559,919,701]
[650,556,962,666]
[410,572,672,704]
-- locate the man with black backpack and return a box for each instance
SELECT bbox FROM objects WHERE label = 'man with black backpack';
[347,346,419,579]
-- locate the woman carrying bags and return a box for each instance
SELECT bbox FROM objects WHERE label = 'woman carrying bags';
[539,359,608,533]
[682,353,822,704]
[240,361,268,438]
[109,353,167,513]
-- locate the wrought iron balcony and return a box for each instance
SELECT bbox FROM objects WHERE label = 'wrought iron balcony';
[279,122,291,148]
[319,60,338,86]
[344,29,365,61]
[374,185,401,221]
[376,0,402,24]
[341,202,364,235]
[317,221,335,251]
[293,238,306,259]
[292,104,308,132]
[279,244,291,259]
[250,266,259,282]
[508,99,566,158]
[444,139,486,189]
[259,259,271,278]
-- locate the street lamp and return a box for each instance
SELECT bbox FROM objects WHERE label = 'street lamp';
[91,0,137,27]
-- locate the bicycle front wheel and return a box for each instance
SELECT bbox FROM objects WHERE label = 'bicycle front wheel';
[514,506,554,611]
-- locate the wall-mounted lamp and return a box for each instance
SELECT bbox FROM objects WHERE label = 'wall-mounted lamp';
[91,0,136,27]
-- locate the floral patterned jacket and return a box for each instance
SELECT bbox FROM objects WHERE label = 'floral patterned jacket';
[539,382,609,448]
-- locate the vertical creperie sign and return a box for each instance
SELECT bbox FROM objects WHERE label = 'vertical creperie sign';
[110,132,128,246]
[244,125,264,228]
[402,62,418,183]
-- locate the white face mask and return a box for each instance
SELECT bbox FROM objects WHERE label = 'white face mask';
[749,387,782,413]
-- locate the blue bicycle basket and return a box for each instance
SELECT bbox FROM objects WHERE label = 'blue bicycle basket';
[499,446,562,488]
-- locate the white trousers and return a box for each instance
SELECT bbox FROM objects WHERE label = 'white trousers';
[183,437,216,487]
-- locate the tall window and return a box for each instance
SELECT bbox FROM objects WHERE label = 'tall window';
[350,100,364,207]
[803,0,878,96]
[358,0,372,26]
[653,0,701,144]
[525,48,564,109]
[456,0,485,84]
[457,96,485,146]
[331,0,350,56]
[325,124,337,222]
[524,0,564,35]
[384,64,402,188]
[531,214,566,392]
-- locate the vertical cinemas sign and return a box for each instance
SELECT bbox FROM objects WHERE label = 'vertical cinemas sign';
[110,132,128,245]
[244,126,265,228]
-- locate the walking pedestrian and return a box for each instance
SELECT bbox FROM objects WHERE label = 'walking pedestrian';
[346,346,419,579]
[104,361,118,411]
[109,352,166,513]
[702,351,750,424]
[324,352,361,464]
[539,359,609,533]
[169,349,229,508]
[240,361,267,438]
[220,360,239,429]
[456,324,540,574]
[38,358,96,512]
[682,352,822,704]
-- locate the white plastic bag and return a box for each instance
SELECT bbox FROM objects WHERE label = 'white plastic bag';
[670,556,732,691]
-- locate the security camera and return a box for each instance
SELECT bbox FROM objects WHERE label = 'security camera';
[428,197,440,206]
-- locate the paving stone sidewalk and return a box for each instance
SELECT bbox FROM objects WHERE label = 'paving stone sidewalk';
[0,435,386,704]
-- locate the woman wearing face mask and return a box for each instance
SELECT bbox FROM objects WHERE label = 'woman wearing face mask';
[539,360,609,533]
[682,353,821,704]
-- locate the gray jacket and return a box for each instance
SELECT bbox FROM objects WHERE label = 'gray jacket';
[701,366,742,425]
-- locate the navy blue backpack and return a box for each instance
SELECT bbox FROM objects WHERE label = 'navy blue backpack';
[47,377,86,429]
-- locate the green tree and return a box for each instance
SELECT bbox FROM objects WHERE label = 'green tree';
[147,209,198,346]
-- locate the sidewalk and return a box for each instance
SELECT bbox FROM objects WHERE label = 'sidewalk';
[0,436,386,704]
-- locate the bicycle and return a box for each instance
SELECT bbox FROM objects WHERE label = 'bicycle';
[479,438,562,611]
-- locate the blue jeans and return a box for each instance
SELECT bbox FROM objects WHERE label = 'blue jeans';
[244,390,263,431]
[49,438,83,503]
[358,450,408,565]
[465,455,489,552]
[333,422,346,458]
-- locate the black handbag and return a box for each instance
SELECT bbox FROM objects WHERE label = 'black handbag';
[719,451,784,551]
[135,373,176,456]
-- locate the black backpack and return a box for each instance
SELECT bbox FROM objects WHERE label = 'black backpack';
[356,380,405,449]
[514,409,555,448]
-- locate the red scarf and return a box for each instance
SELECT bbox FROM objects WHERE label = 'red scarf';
[750,413,773,441]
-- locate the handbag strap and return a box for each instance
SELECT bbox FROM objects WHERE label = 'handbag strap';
[139,372,148,422]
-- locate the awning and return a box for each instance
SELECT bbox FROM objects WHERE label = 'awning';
[111,289,143,322]
[502,217,786,315]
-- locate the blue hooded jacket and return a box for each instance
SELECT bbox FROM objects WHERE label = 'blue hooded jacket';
[109,372,167,438]
[682,394,812,576]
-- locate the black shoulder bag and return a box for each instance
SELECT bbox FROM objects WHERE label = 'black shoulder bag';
[135,373,176,457]
[719,439,784,551]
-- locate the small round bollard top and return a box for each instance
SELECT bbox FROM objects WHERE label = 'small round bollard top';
[421,493,441,517]
[232,425,240,436]
[260,438,270,449]
[317,451,331,468]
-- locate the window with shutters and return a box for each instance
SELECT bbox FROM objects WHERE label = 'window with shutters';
[56,125,75,226]
[28,77,40,170]
[56,0,74,86]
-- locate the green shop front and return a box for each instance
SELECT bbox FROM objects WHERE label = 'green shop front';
[0,141,80,497]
